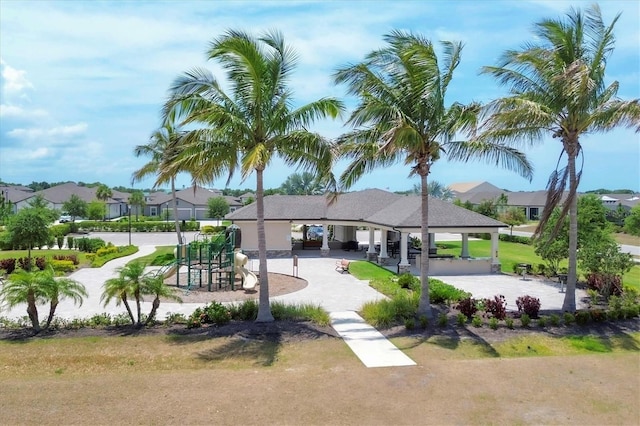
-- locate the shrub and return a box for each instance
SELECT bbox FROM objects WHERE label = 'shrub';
[456,313,467,326]
[482,295,507,320]
[519,313,531,327]
[164,312,187,325]
[419,315,428,329]
[96,245,119,257]
[397,273,417,289]
[563,312,576,325]
[590,309,606,322]
[66,236,74,250]
[56,235,65,249]
[229,300,258,321]
[77,237,107,253]
[585,273,623,298]
[505,317,514,329]
[471,315,483,327]
[489,317,499,330]
[35,257,46,270]
[87,313,112,328]
[53,254,79,265]
[429,279,470,304]
[537,316,548,328]
[50,259,76,273]
[437,313,448,327]
[404,318,415,330]
[456,297,478,319]
[575,310,591,325]
[0,258,16,274]
[17,257,31,271]
[549,314,560,326]
[516,295,541,318]
[202,301,231,325]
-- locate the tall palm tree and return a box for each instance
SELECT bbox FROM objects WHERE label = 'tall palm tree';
[101,275,135,325]
[334,30,532,318]
[142,274,182,325]
[132,125,185,244]
[163,30,343,322]
[0,269,47,331]
[95,184,112,221]
[38,267,87,329]
[128,190,146,222]
[479,4,640,312]
[280,172,325,195]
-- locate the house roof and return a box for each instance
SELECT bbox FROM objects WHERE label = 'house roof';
[36,182,119,204]
[449,181,502,194]
[227,188,505,229]
[151,186,242,207]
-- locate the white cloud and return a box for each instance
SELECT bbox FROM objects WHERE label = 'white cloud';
[0,104,48,119]
[7,123,88,140]
[0,58,34,94]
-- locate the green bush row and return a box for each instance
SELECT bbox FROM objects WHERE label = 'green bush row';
[73,221,201,233]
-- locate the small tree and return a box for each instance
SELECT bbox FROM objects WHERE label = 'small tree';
[87,200,105,221]
[95,184,112,221]
[6,208,50,264]
[0,269,46,331]
[62,194,88,222]
[27,194,58,223]
[624,204,640,236]
[475,199,498,219]
[38,267,87,329]
[207,196,230,220]
[500,207,527,235]
[142,274,182,325]
[129,190,146,221]
[579,237,633,297]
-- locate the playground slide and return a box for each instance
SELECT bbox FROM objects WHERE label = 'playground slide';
[163,265,178,279]
[238,266,258,290]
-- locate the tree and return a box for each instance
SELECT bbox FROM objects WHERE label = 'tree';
[62,194,88,222]
[6,207,50,264]
[475,198,498,219]
[87,200,105,221]
[101,275,135,325]
[0,190,13,225]
[142,274,182,325]
[334,30,531,318]
[499,207,527,235]
[479,4,640,311]
[38,267,87,329]
[128,190,146,222]
[95,184,112,221]
[624,205,640,236]
[164,29,343,322]
[411,181,454,201]
[280,172,324,195]
[27,194,57,223]
[113,262,147,326]
[0,269,47,331]
[207,196,230,219]
[132,125,186,244]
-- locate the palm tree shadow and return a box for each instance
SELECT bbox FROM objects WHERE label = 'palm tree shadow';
[195,335,281,367]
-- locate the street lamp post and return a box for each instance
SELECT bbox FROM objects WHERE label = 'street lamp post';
[128,204,132,246]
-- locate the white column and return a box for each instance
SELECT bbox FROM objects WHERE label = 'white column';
[367,227,376,254]
[379,229,388,258]
[429,233,436,250]
[321,222,329,250]
[399,232,410,266]
[491,232,500,273]
[461,233,470,258]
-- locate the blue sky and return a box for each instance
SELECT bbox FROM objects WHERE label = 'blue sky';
[1,0,638,193]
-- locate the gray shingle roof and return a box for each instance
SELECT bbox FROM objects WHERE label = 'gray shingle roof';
[227,189,506,229]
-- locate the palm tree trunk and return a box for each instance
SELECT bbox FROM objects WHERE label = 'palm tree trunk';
[26,290,40,332]
[171,177,182,244]
[135,289,142,326]
[45,298,59,329]
[417,171,433,319]
[121,295,135,324]
[562,150,578,312]
[255,168,274,322]
[146,297,160,325]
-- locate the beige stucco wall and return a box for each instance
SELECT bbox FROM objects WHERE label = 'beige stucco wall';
[426,257,494,275]
[236,221,292,251]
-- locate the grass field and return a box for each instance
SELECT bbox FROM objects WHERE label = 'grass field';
[0,332,638,425]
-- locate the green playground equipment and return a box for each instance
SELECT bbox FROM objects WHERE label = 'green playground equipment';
[170,226,240,292]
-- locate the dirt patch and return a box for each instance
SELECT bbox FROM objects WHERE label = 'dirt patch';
[162,272,307,304]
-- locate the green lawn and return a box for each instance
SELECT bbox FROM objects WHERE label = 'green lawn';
[436,239,639,291]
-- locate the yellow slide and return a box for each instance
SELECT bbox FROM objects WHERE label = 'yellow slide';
[163,265,178,279]
[234,251,258,290]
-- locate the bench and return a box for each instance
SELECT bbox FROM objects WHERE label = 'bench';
[335,259,351,274]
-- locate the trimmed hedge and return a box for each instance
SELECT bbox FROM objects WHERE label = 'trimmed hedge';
[74,220,201,233]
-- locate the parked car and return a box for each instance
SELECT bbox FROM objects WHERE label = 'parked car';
[59,214,71,223]
[307,225,323,239]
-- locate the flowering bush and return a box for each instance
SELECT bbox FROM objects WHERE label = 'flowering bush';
[483,295,507,320]
[516,295,541,318]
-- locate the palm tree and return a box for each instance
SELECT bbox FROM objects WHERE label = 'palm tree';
[141,274,182,325]
[0,269,47,331]
[412,181,454,202]
[101,276,135,325]
[334,30,532,318]
[132,125,185,244]
[163,30,343,322]
[38,267,87,329]
[280,172,325,195]
[115,262,147,325]
[128,190,146,222]
[479,5,640,312]
[95,184,112,221]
